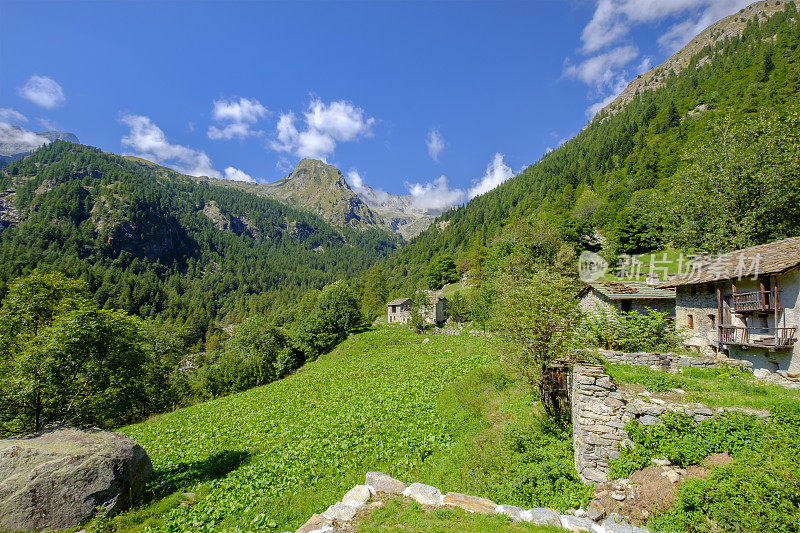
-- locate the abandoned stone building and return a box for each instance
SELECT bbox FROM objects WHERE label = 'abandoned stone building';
[386,294,448,325]
[386,298,413,324]
[663,237,800,372]
[578,281,676,317]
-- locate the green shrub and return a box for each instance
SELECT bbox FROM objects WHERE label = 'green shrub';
[609,412,767,478]
[649,429,800,532]
[576,307,683,352]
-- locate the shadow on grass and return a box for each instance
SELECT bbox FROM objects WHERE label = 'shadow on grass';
[143,449,251,502]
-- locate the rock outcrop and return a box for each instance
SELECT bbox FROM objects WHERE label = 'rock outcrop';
[0,424,153,531]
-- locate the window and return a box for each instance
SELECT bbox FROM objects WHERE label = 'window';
[621,299,632,312]
[708,314,715,328]
[688,314,694,329]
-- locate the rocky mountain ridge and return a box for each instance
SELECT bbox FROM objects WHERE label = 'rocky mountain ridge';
[594,0,785,121]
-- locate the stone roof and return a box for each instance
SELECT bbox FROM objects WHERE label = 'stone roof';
[387,298,412,306]
[662,237,800,287]
[582,281,675,300]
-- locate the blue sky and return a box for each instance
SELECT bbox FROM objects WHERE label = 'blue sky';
[1,0,750,210]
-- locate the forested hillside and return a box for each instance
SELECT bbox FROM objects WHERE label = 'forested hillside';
[0,142,398,344]
[382,1,800,292]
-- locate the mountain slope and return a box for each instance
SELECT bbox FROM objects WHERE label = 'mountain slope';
[596,0,788,120]
[379,0,800,291]
[0,129,79,165]
[0,142,398,341]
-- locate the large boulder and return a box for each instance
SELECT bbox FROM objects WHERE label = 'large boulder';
[0,424,153,531]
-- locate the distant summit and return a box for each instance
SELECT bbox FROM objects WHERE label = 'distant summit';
[0,128,79,165]
[261,158,382,230]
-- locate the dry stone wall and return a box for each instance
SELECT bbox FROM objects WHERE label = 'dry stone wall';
[293,470,648,533]
[585,348,753,370]
[571,364,632,483]
[571,360,770,484]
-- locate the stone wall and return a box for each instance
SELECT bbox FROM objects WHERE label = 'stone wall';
[571,364,631,483]
[590,348,753,370]
[570,362,769,484]
[294,470,647,533]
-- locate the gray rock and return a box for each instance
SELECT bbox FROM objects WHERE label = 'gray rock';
[494,504,527,521]
[639,415,661,426]
[0,424,152,532]
[560,514,596,531]
[365,471,407,495]
[342,484,373,505]
[296,513,334,533]
[323,501,362,522]
[602,513,651,532]
[402,482,443,506]
[587,499,605,521]
[526,507,562,527]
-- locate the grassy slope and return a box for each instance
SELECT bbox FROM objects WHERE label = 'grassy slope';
[112,328,503,531]
[607,364,800,411]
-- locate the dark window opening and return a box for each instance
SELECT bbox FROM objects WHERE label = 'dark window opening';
[621,299,632,312]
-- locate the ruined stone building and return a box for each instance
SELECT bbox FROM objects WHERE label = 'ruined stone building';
[578,281,675,317]
[663,237,800,371]
[386,294,448,325]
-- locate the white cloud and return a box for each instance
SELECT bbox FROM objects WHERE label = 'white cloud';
[212,97,268,123]
[0,122,51,152]
[468,153,514,199]
[270,99,375,161]
[564,45,639,87]
[346,169,364,189]
[406,175,465,212]
[18,76,66,109]
[121,114,220,178]
[0,108,28,123]
[426,128,445,162]
[571,0,751,119]
[223,167,255,183]
[207,97,268,140]
[38,118,59,130]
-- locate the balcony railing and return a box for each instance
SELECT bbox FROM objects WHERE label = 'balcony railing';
[719,325,797,350]
[731,289,776,313]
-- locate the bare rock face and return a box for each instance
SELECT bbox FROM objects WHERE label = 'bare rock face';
[0,424,153,531]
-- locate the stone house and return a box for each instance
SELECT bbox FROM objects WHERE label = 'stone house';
[387,298,413,324]
[386,295,448,325]
[662,237,800,371]
[578,281,675,317]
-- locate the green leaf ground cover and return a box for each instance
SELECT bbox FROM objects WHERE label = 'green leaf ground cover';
[113,328,499,532]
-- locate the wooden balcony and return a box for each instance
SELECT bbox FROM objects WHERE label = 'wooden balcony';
[730,289,776,313]
[719,325,796,350]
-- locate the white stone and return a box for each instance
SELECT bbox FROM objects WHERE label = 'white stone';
[365,471,407,494]
[526,508,562,527]
[561,514,596,532]
[323,501,362,522]
[402,482,443,506]
[494,504,526,521]
[342,485,373,505]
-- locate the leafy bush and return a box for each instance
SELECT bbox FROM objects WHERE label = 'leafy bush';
[576,307,683,352]
[648,416,800,532]
[609,411,767,478]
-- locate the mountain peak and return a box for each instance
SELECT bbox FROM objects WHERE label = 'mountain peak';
[262,159,377,228]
